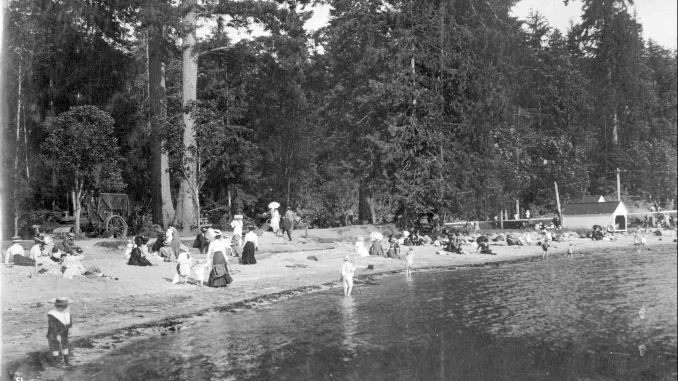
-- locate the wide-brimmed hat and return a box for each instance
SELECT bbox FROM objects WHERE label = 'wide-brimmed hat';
[54,297,69,307]
[67,232,75,238]
[11,236,22,242]
[234,214,243,220]
[179,244,189,252]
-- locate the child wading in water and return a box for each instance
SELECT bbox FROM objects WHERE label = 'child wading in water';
[341,256,356,296]
[405,247,415,276]
[541,240,550,259]
[47,297,72,367]
[567,243,574,258]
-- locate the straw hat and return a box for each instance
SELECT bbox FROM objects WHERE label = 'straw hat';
[234,214,243,220]
[11,236,21,243]
[179,244,189,252]
[67,232,75,238]
[54,297,69,307]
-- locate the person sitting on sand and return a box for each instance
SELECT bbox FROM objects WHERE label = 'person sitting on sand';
[6,236,39,267]
[341,256,356,296]
[354,236,369,257]
[241,226,258,265]
[173,244,192,285]
[49,246,65,263]
[405,247,415,276]
[478,241,494,255]
[61,252,86,279]
[386,236,401,259]
[128,235,153,266]
[207,230,233,287]
[61,233,82,255]
[369,238,384,257]
[30,236,49,259]
[5,236,25,265]
[47,297,72,367]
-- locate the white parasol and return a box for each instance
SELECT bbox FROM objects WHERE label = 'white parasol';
[268,201,280,209]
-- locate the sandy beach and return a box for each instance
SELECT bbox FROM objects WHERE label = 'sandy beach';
[2,225,676,378]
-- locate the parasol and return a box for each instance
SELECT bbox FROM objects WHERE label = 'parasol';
[268,201,280,210]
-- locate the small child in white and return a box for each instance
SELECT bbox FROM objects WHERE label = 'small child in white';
[405,246,414,276]
[567,243,574,258]
[341,256,356,296]
[173,244,192,285]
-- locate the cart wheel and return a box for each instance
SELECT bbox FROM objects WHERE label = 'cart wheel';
[105,215,128,238]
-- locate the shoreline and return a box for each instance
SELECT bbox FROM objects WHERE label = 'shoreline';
[2,226,676,378]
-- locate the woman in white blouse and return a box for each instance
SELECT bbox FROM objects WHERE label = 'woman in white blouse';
[206,230,232,287]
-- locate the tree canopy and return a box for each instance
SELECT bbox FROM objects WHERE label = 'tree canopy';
[3,0,676,235]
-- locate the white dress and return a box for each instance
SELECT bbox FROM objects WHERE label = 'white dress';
[270,209,280,232]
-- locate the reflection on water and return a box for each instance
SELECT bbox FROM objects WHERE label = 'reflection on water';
[67,247,676,380]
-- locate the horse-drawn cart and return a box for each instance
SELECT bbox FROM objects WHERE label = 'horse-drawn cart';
[81,193,130,238]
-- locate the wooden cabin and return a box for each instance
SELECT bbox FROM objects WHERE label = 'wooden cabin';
[562,201,628,231]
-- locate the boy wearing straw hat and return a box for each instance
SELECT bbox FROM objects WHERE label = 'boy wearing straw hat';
[47,297,72,366]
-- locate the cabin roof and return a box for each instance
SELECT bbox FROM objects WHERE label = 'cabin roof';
[562,201,622,215]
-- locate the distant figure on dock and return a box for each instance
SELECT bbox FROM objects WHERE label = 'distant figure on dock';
[341,256,356,296]
[47,297,72,367]
[405,247,415,277]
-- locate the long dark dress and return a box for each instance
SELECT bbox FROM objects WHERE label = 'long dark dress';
[369,242,384,257]
[208,251,230,287]
[128,248,152,266]
[241,241,257,264]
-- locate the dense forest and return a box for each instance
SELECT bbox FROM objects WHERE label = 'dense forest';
[2,0,676,236]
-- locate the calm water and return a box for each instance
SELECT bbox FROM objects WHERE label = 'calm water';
[68,247,677,381]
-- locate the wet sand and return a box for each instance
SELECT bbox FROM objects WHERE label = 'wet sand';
[2,225,675,378]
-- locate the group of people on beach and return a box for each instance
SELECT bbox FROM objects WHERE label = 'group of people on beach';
[4,232,92,279]
[123,218,263,288]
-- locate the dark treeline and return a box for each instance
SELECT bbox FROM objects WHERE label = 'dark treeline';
[3,0,676,235]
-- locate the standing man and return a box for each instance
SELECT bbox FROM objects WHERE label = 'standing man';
[193,227,210,254]
[281,207,295,241]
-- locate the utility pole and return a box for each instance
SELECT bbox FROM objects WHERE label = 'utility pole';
[616,168,621,201]
[554,181,562,218]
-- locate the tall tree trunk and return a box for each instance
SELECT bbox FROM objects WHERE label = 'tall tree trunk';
[176,0,199,232]
[358,182,376,224]
[148,29,175,228]
[13,65,23,236]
